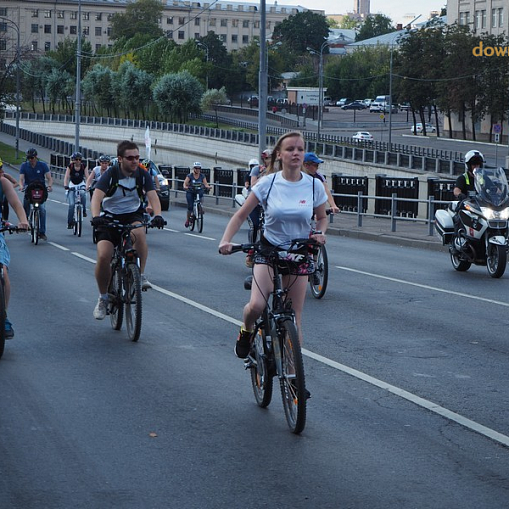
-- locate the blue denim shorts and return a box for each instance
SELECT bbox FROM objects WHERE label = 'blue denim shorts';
[0,234,11,267]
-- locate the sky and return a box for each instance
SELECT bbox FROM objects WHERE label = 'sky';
[272,0,445,25]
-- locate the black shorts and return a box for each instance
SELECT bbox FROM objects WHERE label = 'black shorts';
[94,210,145,245]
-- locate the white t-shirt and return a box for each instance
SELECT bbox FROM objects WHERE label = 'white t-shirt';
[252,171,327,248]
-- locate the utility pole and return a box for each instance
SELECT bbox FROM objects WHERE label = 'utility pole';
[258,0,267,155]
[75,0,82,153]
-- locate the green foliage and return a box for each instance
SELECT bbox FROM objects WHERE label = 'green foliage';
[338,15,360,29]
[356,14,395,42]
[81,64,117,117]
[153,71,203,123]
[201,87,229,110]
[110,0,164,41]
[45,68,73,114]
[272,11,330,54]
[47,37,92,77]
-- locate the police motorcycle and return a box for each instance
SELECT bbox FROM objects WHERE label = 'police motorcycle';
[435,167,509,278]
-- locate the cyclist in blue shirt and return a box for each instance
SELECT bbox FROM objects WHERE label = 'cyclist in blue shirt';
[18,148,53,241]
[183,162,211,227]
[0,168,29,338]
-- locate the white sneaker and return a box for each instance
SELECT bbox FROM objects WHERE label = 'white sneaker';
[93,297,108,320]
[141,275,152,291]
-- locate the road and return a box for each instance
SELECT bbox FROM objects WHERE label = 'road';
[0,185,508,508]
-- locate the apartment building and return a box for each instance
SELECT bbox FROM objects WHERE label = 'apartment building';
[0,0,320,67]
[447,0,507,35]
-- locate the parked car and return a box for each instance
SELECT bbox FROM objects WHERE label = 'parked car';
[411,123,436,134]
[369,102,383,113]
[363,98,373,107]
[341,101,366,110]
[336,97,349,107]
[399,102,411,110]
[247,95,259,106]
[352,131,374,142]
[382,103,398,113]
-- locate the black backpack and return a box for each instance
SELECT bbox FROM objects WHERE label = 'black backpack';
[105,164,147,200]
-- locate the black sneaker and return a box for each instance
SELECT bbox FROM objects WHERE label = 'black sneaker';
[83,210,87,217]
[39,233,47,241]
[234,329,253,358]
[67,223,74,229]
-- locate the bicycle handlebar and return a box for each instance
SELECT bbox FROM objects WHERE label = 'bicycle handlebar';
[0,222,28,234]
[227,237,321,255]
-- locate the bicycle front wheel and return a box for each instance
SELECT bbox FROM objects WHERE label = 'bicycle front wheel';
[250,323,274,408]
[279,319,306,434]
[309,244,328,299]
[108,266,123,331]
[196,203,203,233]
[0,275,6,359]
[33,209,40,245]
[74,205,83,237]
[124,263,142,342]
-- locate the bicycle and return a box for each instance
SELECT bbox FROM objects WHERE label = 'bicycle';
[187,184,206,233]
[101,218,165,342]
[231,238,319,434]
[308,210,332,299]
[67,183,86,237]
[24,182,47,245]
[0,222,26,359]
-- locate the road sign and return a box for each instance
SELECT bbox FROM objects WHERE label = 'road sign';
[379,114,385,120]
[495,133,500,143]
[493,124,502,134]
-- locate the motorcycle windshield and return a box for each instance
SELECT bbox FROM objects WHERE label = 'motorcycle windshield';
[474,168,509,207]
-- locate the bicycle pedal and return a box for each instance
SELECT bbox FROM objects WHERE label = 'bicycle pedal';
[243,358,254,369]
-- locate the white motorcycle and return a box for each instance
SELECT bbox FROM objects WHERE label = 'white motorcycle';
[435,167,509,278]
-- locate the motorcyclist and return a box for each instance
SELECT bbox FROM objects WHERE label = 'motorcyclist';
[454,150,484,201]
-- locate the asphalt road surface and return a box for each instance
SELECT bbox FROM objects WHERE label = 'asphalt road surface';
[0,185,508,508]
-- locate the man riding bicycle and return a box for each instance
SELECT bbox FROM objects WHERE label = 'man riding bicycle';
[90,140,164,320]
[18,148,52,241]
[64,152,90,229]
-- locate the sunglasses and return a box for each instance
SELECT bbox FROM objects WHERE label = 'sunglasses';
[123,155,140,161]
[28,156,36,159]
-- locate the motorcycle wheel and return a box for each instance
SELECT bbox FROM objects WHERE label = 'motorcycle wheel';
[486,243,507,278]
[450,249,471,272]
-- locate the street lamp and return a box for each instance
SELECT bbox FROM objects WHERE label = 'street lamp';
[307,41,329,141]
[258,0,268,156]
[196,41,209,89]
[0,16,20,159]
[75,0,82,153]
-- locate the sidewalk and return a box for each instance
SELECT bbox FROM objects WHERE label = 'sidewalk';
[0,129,446,252]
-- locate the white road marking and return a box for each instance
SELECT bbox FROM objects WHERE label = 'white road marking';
[336,266,509,307]
[50,242,509,448]
[184,233,216,240]
[48,242,70,251]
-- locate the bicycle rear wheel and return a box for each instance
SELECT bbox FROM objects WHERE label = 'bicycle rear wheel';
[196,203,203,233]
[189,210,196,231]
[124,263,142,342]
[309,244,328,299]
[0,275,6,359]
[279,319,306,434]
[76,205,83,237]
[32,209,40,245]
[250,320,274,408]
[108,266,123,331]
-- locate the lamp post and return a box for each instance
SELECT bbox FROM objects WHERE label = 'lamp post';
[196,41,209,89]
[258,0,268,155]
[307,41,329,141]
[0,16,20,159]
[75,0,82,153]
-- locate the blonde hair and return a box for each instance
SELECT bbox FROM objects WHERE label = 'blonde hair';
[265,131,305,175]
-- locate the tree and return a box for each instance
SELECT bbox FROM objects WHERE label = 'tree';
[338,15,360,29]
[81,64,117,117]
[153,71,203,123]
[356,14,395,42]
[45,68,73,114]
[116,61,153,119]
[201,87,230,127]
[271,11,330,54]
[47,37,92,78]
[110,0,164,41]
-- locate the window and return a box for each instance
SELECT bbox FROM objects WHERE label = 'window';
[194,33,200,39]
[107,14,113,21]
[32,10,39,18]
[499,8,504,27]
[266,21,271,29]
[482,10,486,28]
[209,18,216,27]
[31,24,39,34]
[179,17,185,24]
[0,58,6,68]
[71,11,77,20]
[57,11,64,19]
[70,26,77,35]
[44,10,51,18]
[83,26,89,35]
[220,19,227,27]
[167,16,173,24]
[0,8,7,16]
[83,12,89,21]
[95,27,102,36]
[0,22,7,32]
[96,44,101,51]
[96,13,102,21]
[475,10,481,29]
[44,25,51,34]
[166,30,173,38]
[178,31,185,39]
[492,8,497,27]
[219,34,226,42]
[57,25,64,34]
[45,42,51,52]
[242,35,249,44]
[254,21,260,28]
[231,34,238,43]
[242,20,249,28]
[107,27,112,36]
[31,41,38,51]
[195,17,200,26]
[232,19,238,27]
[0,40,6,51]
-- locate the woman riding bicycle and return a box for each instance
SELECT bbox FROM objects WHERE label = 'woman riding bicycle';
[183,162,211,228]
[219,131,328,359]
[64,152,89,229]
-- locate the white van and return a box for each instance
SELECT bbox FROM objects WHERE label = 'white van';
[369,95,391,113]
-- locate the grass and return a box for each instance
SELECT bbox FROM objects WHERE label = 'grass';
[0,141,25,166]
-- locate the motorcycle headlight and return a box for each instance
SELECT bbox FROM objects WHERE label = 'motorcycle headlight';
[481,207,509,220]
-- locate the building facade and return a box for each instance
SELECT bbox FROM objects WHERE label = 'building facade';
[0,0,321,67]
[447,0,507,35]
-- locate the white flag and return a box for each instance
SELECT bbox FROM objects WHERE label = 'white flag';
[144,126,151,161]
